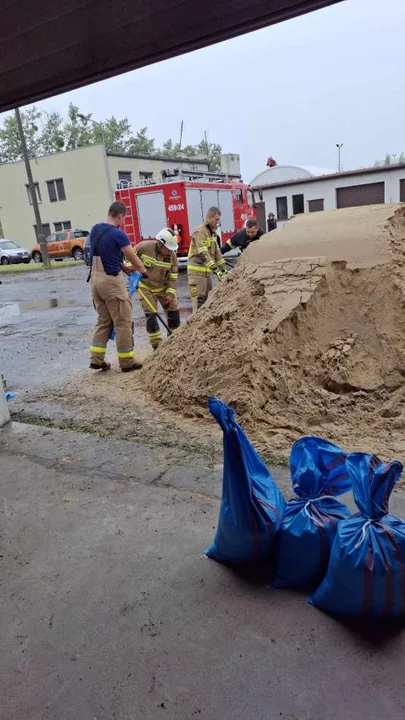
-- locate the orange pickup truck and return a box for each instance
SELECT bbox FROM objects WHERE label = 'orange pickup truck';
[31,229,89,262]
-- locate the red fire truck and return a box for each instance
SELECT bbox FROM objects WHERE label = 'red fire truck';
[115,170,256,258]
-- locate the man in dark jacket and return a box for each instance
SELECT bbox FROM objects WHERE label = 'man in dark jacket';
[267,212,278,232]
[220,218,264,255]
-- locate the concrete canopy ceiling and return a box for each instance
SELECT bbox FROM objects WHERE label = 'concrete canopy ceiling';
[0,0,341,112]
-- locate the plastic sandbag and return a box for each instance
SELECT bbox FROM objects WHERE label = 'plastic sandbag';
[310,453,405,617]
[271,436,352,588]
[205,397,286,566]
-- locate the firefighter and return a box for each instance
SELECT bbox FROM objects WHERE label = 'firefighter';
[187,206,227,313]
[89,201,147,372]
[220,218,265,255]
[135,228,180,349]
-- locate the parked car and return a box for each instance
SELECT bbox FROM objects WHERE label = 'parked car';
[0,238,31,265]
[31,229,89,263]
[84,234,91,266]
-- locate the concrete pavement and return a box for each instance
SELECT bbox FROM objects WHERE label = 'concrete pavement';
[1,422,405,720]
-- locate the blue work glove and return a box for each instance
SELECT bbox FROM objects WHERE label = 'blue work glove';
[128,271,143,295]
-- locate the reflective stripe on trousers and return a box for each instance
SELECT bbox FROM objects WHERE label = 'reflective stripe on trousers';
[187,270,212,314]
[90,256,136,369]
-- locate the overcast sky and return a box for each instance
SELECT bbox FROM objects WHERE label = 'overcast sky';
[6,0,405,181]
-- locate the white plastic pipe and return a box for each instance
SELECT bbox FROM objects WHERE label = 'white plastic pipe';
[0,388,10,427]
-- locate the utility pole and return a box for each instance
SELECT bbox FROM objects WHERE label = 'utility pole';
[15,108,50,266]
[179,120,184,150]
[336,143,343,173]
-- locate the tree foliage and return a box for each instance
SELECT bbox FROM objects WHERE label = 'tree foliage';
[0,106,42,161]
[374,152,405,167]
[127,127,156,155]
[0,105,223,171]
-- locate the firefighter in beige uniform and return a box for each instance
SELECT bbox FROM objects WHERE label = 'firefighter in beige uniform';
[89,201,147,372]
[135,228,180,349]
[187,206,227,313]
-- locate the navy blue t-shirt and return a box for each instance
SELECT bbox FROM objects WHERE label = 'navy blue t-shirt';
[89,222,130,274]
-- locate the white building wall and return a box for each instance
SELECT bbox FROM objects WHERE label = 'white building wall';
[257,168,405,224]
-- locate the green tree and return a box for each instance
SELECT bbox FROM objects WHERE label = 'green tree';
[92,116,133,153]
[40,111,65,154]
[0,106,42,162]
[197,137,222,171]
[0,105,223,169]
[181,144,199,157]
[160,138,181,157]
[64,103,94,150]
[375,152,405,167]
[127,127,156,155]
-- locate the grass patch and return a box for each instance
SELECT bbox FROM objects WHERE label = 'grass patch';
[0,260,84,274]
[12,411,106,437]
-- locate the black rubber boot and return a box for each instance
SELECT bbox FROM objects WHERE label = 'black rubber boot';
[122,361,143,372]
[89,362,111,371]
[168,309,180,331]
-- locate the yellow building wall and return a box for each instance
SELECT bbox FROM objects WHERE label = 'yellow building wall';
[0,145,110,249]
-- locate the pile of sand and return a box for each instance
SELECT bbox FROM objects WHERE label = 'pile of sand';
[142,204,405,460]
[241,203,399,269]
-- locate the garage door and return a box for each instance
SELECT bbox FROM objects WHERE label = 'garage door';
[336,182,385,209]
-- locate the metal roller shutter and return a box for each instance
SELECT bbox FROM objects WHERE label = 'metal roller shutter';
[336,182,385,209]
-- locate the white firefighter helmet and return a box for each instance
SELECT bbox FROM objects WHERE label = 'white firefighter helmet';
[156,227,178,252]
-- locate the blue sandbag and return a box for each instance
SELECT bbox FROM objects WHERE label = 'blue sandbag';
[205,397,286,566]
[271,436,352,588]
[309,453,405,617]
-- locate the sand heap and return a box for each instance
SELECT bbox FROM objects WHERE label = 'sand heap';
[142,204,405,459]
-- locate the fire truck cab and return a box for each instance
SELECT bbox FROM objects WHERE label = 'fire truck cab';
[115,169,256,259]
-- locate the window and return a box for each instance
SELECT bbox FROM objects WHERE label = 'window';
[247,189,255,207]
[118,170,132,187]
[54,221,71,232]
[235,188,243,204]
[33,223,51,240]
[26,182,42,205]
[276,196,288,220]
[0,240,18,250]
[56,232,67,242]
[400,179,405,203]
[308,199,324,213]
[46,234,56,243]
[46,178,66,202]
[74,230,88,238]
[292,194,304,215]
[139,171,153,181]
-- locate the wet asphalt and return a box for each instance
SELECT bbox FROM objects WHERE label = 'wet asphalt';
[0,263,192,392]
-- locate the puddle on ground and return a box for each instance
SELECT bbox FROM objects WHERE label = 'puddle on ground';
[0,298,76,321]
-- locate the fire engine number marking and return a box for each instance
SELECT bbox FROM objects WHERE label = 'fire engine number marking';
[168,203,185,212]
